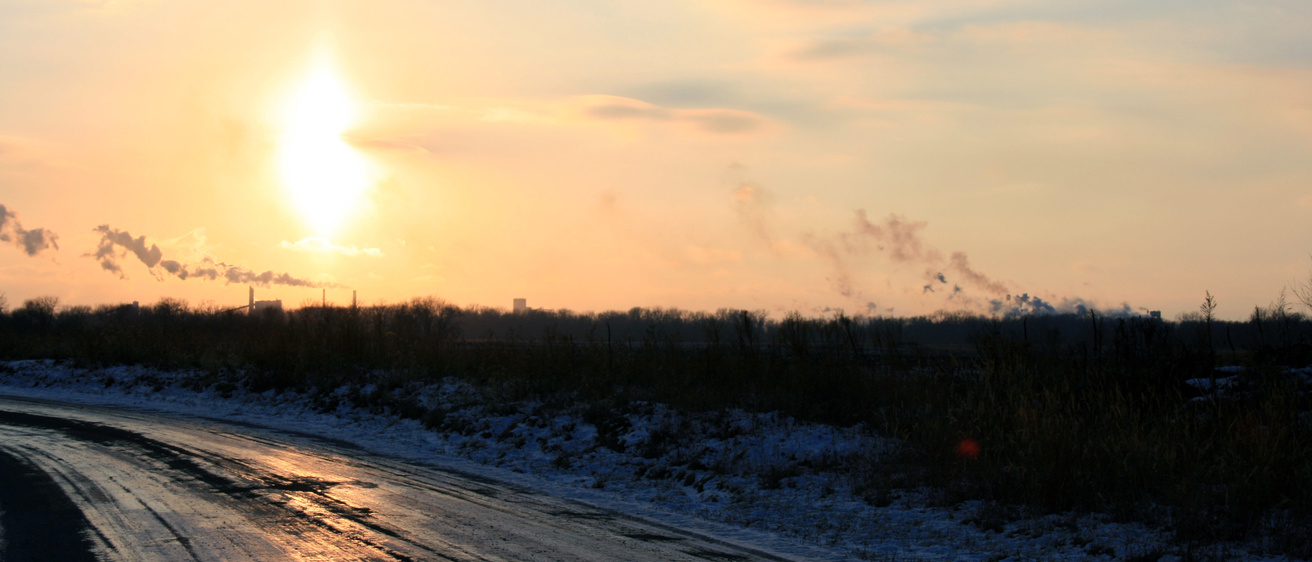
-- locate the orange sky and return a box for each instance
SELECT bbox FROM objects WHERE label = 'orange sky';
[2,0,1311,319]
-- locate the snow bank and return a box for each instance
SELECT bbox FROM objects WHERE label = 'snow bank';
[0,360,1286,561]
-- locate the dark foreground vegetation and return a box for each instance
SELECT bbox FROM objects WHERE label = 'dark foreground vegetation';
[3,290,1312,556]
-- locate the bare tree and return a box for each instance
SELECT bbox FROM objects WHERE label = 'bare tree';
[1201,291,1217,370]
[22,296,59,317]
[1296,256,1312,313]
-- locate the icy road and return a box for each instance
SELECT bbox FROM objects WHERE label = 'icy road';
[0,396,797,561]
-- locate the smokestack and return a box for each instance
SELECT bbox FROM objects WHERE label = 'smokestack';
[352,290,357,309]
[248,286,254,313]
[322,288,326,308]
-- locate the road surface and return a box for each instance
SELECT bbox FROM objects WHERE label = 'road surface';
[0,396,802,561]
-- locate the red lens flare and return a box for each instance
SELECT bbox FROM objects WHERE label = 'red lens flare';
[957,438,981,460]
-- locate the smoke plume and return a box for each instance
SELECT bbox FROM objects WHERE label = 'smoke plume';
[89,225,330,288]
[0,204,59,256]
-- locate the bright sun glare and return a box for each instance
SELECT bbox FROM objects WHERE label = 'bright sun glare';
[278,56,371,237]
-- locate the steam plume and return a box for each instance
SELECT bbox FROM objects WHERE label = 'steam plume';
[731,177,778,250]
[806,209,1134,315]
[727,182,1135,316]
[948,252,1007,295]
[849,210,942,263]
[0,204,59,256]
[987,294,1137,319]
[89,225,330,288]
[804,210,961,300]
[90,226,161,275]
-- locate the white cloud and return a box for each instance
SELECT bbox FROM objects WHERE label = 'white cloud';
[280,237,384,257]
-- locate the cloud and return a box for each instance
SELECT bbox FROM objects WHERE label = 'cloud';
[0,204,59,257]
[786,19,1114,63]
[343,136,430,156]
[280,237,384,257]
[353,95,775,156]
[579,96,768,134]
[790,27,934,60]
[89,225,332,288]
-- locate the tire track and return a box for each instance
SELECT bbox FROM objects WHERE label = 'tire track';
[0,409,437,561]
[0,444,100,561]
[0,396,817,561]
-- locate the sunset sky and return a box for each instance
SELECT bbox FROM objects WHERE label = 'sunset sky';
[2,0,1310,319]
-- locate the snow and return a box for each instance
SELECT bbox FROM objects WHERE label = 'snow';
[0,359,1292,561]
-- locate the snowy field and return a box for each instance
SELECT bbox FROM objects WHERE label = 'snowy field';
[0,359,1294,561]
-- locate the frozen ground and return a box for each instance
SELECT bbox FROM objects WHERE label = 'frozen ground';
[0,360,1294,561]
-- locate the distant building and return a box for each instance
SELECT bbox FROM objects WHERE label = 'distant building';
[513,298,527,313]
[247,287,283,313]
[1150,310,1162,320]
[254,300,283,312]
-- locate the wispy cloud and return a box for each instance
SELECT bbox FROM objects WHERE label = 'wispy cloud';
[280,237,383,257]
[789,27,934,60]
[0,204,59,257]
[577,95,769,134]
[356,95,775,150]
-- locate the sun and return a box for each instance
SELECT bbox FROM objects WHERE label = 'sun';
[277,55,371,237]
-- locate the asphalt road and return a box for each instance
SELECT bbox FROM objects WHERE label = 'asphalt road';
[0,396,799,561]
